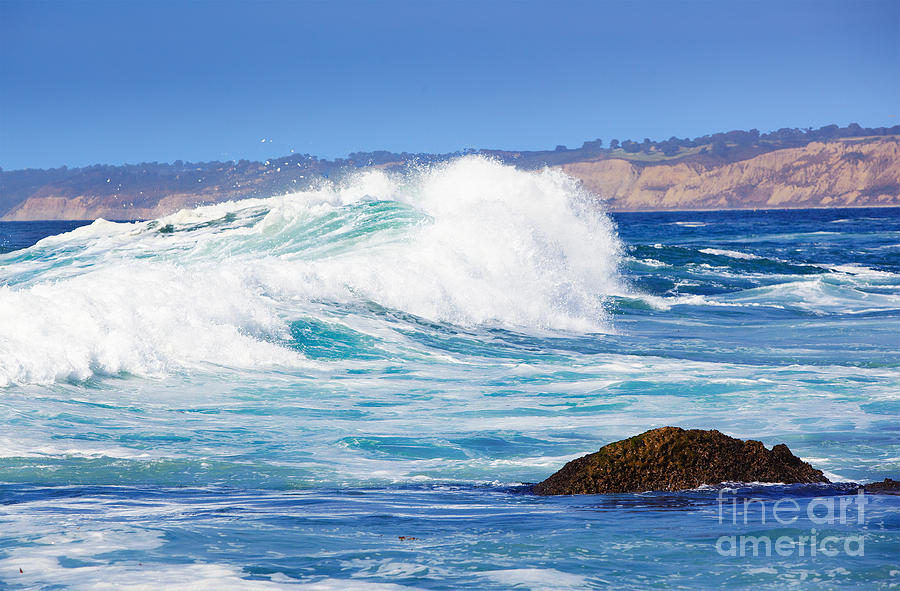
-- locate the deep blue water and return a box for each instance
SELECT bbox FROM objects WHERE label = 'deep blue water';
[1,160,898,589]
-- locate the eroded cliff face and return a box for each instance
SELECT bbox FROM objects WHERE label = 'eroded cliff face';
[1,191,224,221]
[3,138,899,220]
[1,171,279,221]
[559,138,900,210]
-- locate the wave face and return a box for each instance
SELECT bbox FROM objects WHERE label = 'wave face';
[0,157,624,385]
[1,172,899,590]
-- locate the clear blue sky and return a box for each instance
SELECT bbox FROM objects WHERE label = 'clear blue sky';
[1,0,897,170]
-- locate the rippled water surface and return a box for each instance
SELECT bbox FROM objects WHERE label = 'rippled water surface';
[1,159,898,589]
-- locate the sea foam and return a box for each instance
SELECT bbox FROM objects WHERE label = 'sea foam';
[0,157,625,385]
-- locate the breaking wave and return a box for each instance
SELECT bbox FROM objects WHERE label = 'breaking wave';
[0,157,625,385]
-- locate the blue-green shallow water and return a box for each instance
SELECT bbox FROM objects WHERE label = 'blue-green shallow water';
[0,160,898,589]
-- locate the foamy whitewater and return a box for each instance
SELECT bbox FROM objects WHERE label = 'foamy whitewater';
[1,158,898,589]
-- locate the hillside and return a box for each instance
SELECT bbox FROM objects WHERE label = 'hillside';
[560,137,900,211]
[2,124,899,220]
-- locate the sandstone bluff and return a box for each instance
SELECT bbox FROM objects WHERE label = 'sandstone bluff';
[2,135,898,220]
[532,427,829,495]
[561,138,900,211]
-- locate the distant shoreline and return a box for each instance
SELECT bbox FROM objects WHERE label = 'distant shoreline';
[608,204,900,214]
[3,130,899,220]
[3,204,900,225]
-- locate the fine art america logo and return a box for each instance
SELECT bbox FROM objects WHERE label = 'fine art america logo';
[715,489,867,558]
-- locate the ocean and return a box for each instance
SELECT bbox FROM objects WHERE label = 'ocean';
[1,157,897,589]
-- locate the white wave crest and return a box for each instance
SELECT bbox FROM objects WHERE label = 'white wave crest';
[699,248,763,260]
[0,157,624,385]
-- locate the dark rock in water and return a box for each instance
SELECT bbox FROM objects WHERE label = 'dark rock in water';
[533,426,829,495]
[863,478,900,494]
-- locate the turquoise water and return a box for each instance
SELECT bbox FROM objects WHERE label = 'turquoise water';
[1,158,898,589]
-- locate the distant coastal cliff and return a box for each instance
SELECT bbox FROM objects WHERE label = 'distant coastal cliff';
[561,137,900,211]
[2,128,899,220]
